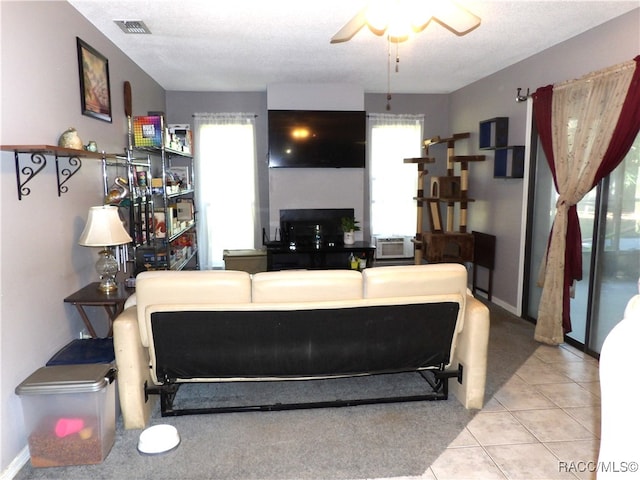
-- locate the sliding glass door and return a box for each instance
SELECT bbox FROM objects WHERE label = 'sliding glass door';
[525,134,639,355]
[587,146,640,352]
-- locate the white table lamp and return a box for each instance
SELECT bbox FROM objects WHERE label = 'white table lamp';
[79,205,132,292]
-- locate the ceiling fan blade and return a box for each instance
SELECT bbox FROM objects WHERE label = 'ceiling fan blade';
[330,8,367,43]
[431,1,481,36]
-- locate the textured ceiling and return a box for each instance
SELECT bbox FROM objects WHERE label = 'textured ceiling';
[68,0,639,94]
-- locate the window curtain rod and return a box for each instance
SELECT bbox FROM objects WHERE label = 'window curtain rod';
[192,113,257,118]
[367,113,424,118]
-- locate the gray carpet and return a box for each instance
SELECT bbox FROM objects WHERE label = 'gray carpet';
[15,301,539,480]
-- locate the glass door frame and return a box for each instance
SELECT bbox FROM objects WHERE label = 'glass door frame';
[581,179,607,358]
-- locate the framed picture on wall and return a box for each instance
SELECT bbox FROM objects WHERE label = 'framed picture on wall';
[76,37,112,123]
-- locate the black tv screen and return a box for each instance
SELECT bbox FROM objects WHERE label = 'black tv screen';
[268,110,366,168]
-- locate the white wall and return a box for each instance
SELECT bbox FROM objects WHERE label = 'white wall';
[449,8,640,312]
[0,1,165,475]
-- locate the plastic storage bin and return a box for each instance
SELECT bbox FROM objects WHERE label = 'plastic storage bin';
[15,364,116,467]
[223,248,267,273]
[46,338,120,419]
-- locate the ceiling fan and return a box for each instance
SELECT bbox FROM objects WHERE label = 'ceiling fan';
[330,0,481,44]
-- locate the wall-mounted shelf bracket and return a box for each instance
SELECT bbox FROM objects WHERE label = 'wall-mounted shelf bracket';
[55,154,82,197]
[13,150,47,200]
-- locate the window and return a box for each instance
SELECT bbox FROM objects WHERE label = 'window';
[369,114,423,238]
[193,113,257,269]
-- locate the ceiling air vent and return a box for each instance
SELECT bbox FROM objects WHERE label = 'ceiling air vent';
[114,20,151,34]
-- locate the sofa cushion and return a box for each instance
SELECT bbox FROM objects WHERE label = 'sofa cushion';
[364,263,469,362]
[136,270,252,346]
[362,264,468,332]
[363,263,468,300]
[252,269,363,303]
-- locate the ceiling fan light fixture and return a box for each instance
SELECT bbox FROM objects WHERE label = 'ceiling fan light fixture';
[365,0,390,35]
[410,0,435,32]
[387,6,414,42]
[365,0,417,42]
[331,0,480,43]
[430,2,481,35]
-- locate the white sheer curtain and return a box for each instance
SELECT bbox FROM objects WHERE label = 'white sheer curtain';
[369,114,423,237]
[193,113,257,269]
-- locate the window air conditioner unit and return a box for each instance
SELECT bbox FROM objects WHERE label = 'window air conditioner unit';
[373,236,414,259]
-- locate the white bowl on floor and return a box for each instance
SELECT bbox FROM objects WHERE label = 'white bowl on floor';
[137,424,180,454]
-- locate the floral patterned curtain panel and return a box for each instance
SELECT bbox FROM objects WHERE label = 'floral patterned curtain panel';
[532,56,640,345]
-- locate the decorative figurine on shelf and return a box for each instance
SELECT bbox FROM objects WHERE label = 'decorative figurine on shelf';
[104,177,130,205]
[57,127,83,150]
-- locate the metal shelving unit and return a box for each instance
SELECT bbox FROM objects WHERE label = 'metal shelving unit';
[132,144,198,272]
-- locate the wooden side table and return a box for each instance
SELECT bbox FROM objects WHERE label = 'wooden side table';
[64,282,134,338]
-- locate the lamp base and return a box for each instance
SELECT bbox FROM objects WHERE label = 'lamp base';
[97,278,118,293]
[95,249,119,293]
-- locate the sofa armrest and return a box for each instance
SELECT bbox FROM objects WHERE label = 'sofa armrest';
[449,295,490,409]
[123,293,136,310]
[113,306,156,429]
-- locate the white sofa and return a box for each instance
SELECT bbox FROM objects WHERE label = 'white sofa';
[113,263,490,429]
[598,294,640,479]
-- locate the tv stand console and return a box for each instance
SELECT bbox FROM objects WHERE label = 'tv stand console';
[267,241,375,271]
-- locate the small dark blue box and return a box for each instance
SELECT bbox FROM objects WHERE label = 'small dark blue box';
[479,117,509,149]
[47,338,115,366]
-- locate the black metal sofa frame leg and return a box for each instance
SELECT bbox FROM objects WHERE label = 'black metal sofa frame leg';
[146,365,463,417]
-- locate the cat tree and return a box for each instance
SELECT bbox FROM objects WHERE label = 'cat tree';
[404,132,485,264]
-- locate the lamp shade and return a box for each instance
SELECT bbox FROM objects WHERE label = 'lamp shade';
[79,205,132,247]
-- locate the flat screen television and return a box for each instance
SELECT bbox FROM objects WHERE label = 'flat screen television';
[268,110,366,168]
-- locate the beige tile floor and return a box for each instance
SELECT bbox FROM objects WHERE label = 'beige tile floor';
[424,343,601,480]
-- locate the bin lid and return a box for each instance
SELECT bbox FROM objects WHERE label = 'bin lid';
[47,338,115,366]
[222,249,267,257]
[15,364,116,395]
